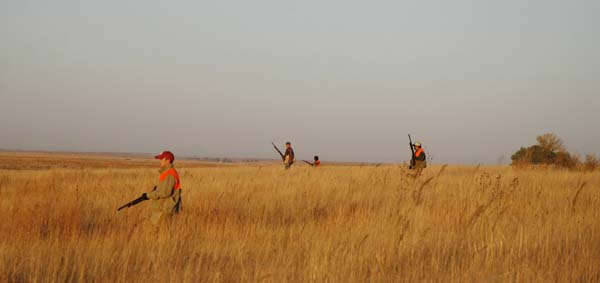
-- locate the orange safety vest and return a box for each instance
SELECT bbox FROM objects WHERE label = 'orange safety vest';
[160,167,181,190]
[415,148,425,157]
[314,160,321,167]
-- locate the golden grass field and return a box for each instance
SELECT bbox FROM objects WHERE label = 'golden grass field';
[0,151,599,282]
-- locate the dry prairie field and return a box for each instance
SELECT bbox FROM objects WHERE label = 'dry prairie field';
[1,152,599,282]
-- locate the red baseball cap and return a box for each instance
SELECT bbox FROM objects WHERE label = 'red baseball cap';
[155,151,175,162]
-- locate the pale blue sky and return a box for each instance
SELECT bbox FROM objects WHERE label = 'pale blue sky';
[1,1,599,164]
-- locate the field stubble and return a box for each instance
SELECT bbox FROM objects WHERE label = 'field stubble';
[0,155,599,282]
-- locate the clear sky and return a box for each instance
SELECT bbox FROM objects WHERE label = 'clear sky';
[1,0,599,164]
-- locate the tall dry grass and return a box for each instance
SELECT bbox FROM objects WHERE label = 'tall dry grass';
[0,158,599,282]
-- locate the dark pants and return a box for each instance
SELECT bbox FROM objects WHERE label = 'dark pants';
[413,160,426,169]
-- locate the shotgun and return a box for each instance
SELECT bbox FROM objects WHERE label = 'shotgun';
[408,134,416,169]
[117,186,154,211]
[272,142,285,161]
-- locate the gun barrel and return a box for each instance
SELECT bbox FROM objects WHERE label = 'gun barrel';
[272,142,285,160]
[408,134,416,168]
[117,195,148,211]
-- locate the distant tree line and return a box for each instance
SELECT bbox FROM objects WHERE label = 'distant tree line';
[511,133,598,171]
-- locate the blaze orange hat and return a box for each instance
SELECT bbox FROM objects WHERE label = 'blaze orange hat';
[155,151,174,162]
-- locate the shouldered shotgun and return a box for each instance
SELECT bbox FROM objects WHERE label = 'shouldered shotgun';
[272,142,285,161]
[408,134,416,169]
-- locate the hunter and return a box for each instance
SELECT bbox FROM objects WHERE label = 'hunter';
[412,142,427,170]
[284,142,295,169]
[145,150,182,227]
[305,155,321,167]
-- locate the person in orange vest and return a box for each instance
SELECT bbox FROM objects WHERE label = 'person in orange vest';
[313,156,321,167]
[304,155,321,167]
[144,150,182,227]
[412,142,427,175]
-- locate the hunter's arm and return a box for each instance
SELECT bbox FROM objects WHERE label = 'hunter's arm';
[147,174,175,200]
[284,148,290,163]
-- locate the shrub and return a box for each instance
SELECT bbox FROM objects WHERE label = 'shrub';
[584,154,599,171]
[511,133,580,169]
